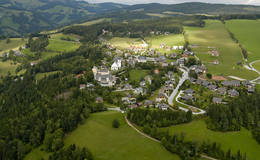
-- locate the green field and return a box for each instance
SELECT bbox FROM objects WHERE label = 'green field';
[145,34,184,49]
[252,61,260,73]
[26,111,179,160]
[109,37,144,49]
[226,20,260,62]
[161,120,260,160]
[129,69,148,83]
[0,38,26,54]
[76,18,111,26]
[0,60,19,76]
[46,39,80,53]
[185,20,258,80]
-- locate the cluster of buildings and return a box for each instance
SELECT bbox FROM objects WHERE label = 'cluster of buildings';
[92,66,116,87]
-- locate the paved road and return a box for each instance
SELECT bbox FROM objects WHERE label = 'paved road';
[176,91,206,115]
[168,67,189,106]
[248,60,260,83]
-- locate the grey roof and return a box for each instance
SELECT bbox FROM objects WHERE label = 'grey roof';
[144,100,154,106]
[212,97,222,103]
[228,89,239,97]
[184,89,194,95]
[217,87,227,95]
[202,80,210,87]
[182,95,194,101]
[208,84,217,90]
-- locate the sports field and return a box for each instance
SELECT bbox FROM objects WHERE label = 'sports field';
[161,120,260,160]
[225,19,260,62]
[185,20,258,80]
[25,111,179,160]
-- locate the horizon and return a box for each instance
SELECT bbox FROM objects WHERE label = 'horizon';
[86,0,260,5]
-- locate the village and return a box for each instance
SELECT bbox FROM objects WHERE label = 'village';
[82,32,257,114]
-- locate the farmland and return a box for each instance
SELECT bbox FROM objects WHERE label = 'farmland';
[184,20,258,80]
[0,38,26,54]
[0,60,19,77]
[161,120,260,160]
[225,19,260,62]
[25,111,180,160]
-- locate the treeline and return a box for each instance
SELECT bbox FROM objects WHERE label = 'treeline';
[207,92,260,144]
[26,35,49,52]
[226,29,248,59]
[49,144,93,160]
[0,44,107,159]
[127,108,192,127]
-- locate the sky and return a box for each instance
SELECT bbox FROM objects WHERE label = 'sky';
[86,0,260,5]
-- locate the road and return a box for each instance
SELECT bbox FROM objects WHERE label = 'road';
[248,60,260,83]
[176,91,206,115]
[168,67,189,106]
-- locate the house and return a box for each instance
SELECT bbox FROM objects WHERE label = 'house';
[169,53,177,59]
[93,66,116,87]
[184,89,194,95]
[228,89,239,97]
[140,81,146,87]
[157,103,169,110]
[190,78,197,83]
[212,60,219,65]
[177,58,185,66]
[243,81,253,88]
[96,97,104,103]
[144,100,154,107]
[105,51,112,56]
[190,65,207,74]
[217,87,227,95]
[161,62,168,67]
[248,87,255,93]
[183,50,194,56]
[87,83,95,88]
[129,104,138,109]
[30,62,37,66]
[181,95,195,101]
[208,84,217,91]
[222,80,240,87]
[212,97,223,104]
[156,93,167,102]
[159,56,166,62]
[211,50,219,57]
[196,79,203,85]
[134,87,144,95]
[111,59,122,71]
[137,56,147,63]
[14,50,23,56]
[80,84,86,90]
[123,83,133,90]
[202,80,210,87]
[145,76,152,85]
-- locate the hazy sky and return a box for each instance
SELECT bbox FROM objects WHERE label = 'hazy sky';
[86,0,260,5]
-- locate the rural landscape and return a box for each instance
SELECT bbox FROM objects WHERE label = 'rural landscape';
[1,0,260,160]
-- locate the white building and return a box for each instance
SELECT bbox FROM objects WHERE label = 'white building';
[111,59,122,71]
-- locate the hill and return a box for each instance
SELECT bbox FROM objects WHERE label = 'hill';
[0,0,127,36]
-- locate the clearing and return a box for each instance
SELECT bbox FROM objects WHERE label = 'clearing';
[0,60,19,76]
[109,37,144,49]
[0,38,26,54]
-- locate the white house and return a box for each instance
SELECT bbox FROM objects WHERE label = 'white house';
[111,59,122,71]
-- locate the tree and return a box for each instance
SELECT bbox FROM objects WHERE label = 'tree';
[206,73,212,79]
[112,119,120,128]
[186,110,192,122]
[6,38,10,44]
[189,70,198,79]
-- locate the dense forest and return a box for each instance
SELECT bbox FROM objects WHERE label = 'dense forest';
[207,92,260,144]
[0,44,110,159]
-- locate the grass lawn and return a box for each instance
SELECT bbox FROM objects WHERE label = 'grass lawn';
[49,33,79,41]
[161,120,260,160]
[185,20,258,80]
[129,69,148,83]
[0,38,26,54]
[46,39,80,53]
[35,71,61,80]
[225,19,260,62]
[25,111,179,160]
[109,37,143,49]
[0,60,19,76]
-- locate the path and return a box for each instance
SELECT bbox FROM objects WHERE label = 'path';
[175,91,206,115]
[168,67,189,106]
[125,116,217,160]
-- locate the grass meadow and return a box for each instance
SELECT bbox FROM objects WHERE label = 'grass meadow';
[161,120,260,160]
[25,111,179,160]
[0,38,26,53]
[0,60,19,76]
[129,69,148,83]
[225,19,260,62]
[109,37,144,49]
[185,20,258,80]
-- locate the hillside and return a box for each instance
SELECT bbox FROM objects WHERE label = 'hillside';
[0,0,127,36]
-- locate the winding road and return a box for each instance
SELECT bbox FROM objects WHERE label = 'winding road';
[248,60,260,83]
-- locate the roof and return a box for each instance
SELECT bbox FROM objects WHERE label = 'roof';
[212,97,222,103]
[184,89,194,94]
[228,89,239,96]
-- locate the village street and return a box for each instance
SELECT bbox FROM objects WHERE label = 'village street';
[168,67,189,106]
